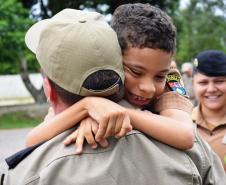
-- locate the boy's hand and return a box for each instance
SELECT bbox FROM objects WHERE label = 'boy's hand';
[63,117,109,154]
[83,97,133,141]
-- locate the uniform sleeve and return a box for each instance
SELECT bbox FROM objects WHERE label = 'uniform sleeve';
[150,66,193,114]
[188,129,226,184]
[152,91,193,114]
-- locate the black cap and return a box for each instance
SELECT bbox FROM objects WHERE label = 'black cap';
[193,50,226,76]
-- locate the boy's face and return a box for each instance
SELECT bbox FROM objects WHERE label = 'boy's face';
[123,47,172,107]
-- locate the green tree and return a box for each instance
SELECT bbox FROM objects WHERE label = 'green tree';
[0,0,31,74]
[0,0,46,103]
[176,0,226,65]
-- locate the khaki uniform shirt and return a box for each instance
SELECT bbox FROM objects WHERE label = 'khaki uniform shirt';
[192,105,226,172]
[3,96,225,185]
[152,91,193,114]
[3,69,225,184]
[3,129,226,185]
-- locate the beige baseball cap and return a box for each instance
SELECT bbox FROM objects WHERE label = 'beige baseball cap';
[25,9,124,96]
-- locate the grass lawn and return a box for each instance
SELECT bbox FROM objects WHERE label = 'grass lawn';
[0,111,42,129]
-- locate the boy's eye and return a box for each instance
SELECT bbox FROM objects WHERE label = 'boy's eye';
[130,68,142,76]
[123,63,143,76]
[124,65,142,76]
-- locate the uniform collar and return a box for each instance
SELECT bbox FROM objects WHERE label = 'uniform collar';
[192,104,226,131]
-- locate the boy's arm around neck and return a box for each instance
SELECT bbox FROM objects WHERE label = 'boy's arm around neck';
[127,107,194,150]
[26,100,88,147]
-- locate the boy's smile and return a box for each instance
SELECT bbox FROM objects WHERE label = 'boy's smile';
[126,91,152,106]
[123,47,172,107]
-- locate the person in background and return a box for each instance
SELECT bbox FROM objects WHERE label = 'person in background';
[181,62,197,105]
[170,60,178,70]
[192,50,226,172]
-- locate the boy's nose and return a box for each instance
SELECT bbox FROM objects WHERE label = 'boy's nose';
[138,79,155,96]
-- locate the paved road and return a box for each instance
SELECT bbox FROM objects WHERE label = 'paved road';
[0,128,31,172]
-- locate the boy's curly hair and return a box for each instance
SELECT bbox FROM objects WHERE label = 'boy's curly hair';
[111,3,176,54]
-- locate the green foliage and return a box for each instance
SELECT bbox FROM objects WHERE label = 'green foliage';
[0,0,38,74]
[176,0,226,65]
[0,111,41,129]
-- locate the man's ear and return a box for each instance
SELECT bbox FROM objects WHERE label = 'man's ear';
[43,77,57,103]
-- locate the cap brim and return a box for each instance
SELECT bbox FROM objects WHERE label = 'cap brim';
[25,19,50,54]
[79,77,122,97]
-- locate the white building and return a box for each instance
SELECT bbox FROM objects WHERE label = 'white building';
[0,73,42,106]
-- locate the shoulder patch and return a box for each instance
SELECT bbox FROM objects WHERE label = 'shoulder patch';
[166,73,187,96]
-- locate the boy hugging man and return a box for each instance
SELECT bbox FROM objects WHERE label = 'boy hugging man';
[2,4,225,185]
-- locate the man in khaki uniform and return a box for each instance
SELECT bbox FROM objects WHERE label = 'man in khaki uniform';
[192,50,226,172]
[2,9,225,185]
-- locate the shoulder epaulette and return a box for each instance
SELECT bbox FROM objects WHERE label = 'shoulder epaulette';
[5,142,44,169]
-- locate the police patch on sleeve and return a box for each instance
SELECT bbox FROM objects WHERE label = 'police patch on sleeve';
[166,73,187,96]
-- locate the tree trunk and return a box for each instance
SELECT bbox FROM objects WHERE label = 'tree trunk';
[19,57,46,104]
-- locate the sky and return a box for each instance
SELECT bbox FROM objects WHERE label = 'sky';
[180,0,190,9]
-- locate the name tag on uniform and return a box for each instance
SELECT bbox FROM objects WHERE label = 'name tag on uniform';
[222,134,226,144]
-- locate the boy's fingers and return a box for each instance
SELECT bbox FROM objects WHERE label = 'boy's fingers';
[115,114,132,138]
[114,112,125,134]
[84,119,97,149]
[115,126,132,138]
[115,127,128,138]
[91,121,98,135]
[98,139,109,148]
[63,130,78,146]
[95,116,109,141]
[75,127,85,154]
[104,113,117,138]
[63,137,72,146]
[122,113,132,132]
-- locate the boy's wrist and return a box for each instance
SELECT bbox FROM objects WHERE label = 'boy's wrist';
[80,97,90,111]
[78,98,88,116]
